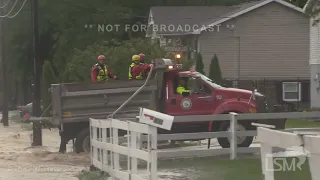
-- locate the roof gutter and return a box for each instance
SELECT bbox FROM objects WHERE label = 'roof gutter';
[190,0,306,34]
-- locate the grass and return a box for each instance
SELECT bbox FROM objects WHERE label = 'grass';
[155,119,318,180]
[78,170,109,180]
[158,157,311,180]
[285,119,320,128]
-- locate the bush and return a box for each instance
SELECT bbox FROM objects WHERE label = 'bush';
[64,38,167,82]
[195,53,205,74]
[42,60,59,116]
[208,54,223,85]
[182,59,195,71]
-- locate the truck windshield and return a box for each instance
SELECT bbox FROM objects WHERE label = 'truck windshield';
[198,73,222,88]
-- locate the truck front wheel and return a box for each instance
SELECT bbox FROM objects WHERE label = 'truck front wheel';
[75,128,90,153]
[217,121,254,148]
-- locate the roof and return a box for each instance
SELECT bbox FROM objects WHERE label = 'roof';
[149,6,235,35]
[148,0,305,35]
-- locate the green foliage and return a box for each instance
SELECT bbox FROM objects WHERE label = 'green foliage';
[182,59,195,71]
[64,38,166,81]
[78,170,109,180]
[195,53,205,74]
[5,0,310,104]
[42,60,59,116]
[208,54,223,85]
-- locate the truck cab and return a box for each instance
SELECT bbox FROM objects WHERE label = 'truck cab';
[46,58,282,153]
[153,60,268,147]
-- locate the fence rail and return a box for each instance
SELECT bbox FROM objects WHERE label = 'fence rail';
[136,111,320,160]
[90,109,320,179]
[151,111,320,159]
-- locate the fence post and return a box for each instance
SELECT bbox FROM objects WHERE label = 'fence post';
[303,135,320,180]
[260,142,274,180]
[229,112,238,160]
[258,127,275,180]
[89,121,93,166]
[112,123,120,171]
[150,126,158,180]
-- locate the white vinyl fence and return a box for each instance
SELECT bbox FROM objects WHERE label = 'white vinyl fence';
[90,109,320,179]
[90,118,158,180]
[154,111,320,160]
[258,127,320,180]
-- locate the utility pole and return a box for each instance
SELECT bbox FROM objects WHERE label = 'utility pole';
[0,0,9,126]
[31,0,42,146]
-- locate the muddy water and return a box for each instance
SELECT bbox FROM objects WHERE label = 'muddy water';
[0,112,227,180]
[0,113,90,180]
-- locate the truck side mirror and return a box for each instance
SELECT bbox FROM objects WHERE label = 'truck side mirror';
[182,92,190,97]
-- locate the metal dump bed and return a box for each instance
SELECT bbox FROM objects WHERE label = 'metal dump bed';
[50,80,157,125]
[32,58,174,126]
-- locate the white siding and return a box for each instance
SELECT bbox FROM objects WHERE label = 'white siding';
[310,15,320,64]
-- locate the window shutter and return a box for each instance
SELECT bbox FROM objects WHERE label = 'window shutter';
[301,81,310,102]
[275,81,283,104]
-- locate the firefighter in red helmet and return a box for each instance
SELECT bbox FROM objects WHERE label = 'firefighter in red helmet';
[91,55,118,82]
[138,53,152,78]
[139,53,145,64]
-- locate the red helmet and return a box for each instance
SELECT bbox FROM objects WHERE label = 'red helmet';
[97,55,105,60]
[139,53,145,60]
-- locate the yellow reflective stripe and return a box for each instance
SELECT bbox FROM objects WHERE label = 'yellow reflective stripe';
[128,63,135,79]
[96,64,108,81]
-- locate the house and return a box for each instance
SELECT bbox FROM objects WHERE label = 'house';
[147,0,311,109]
[304,0,320,108]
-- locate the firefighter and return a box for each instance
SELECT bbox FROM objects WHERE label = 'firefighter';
[139,53,145,64]
[91,55,118,82]
[129,55,142,80]
[176,77,190,95]
[139,53,152,78]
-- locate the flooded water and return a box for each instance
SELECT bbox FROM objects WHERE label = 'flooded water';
[0,112,90,180]
[0,111,272,180]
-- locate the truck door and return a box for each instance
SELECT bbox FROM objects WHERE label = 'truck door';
[165,76,215,116]
[190,80,215,114]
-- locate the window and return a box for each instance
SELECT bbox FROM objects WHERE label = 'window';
[198,73,222,88]
[186,77,211,94]
[282,82,301,102]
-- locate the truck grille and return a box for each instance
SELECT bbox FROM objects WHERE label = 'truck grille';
[255,96,268,113]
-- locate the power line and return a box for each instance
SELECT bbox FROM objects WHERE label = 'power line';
[7,0,27,18]
[0,0,18,17]
[0,0,9,8]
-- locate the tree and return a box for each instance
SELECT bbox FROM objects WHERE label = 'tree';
[303,0,320,25]
[208,54,223,85]
[42,60,59,116]
[5,0,270,104]
[64,38,167,81]
[195,53,205,74]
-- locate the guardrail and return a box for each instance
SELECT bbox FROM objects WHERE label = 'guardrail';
[90,118,158,180]
[258,127,320,180]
